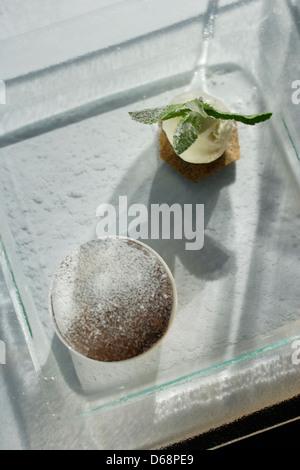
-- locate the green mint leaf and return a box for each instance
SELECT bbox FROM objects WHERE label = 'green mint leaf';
[203,102,272,125]
[128,106,169,124]
[158,103,191,121]
[129,98,272,126]
[187,99,208,118]
[129,96,272,154]
[173,111,203,155]
[128,99,209,125]
[129,103,189,124]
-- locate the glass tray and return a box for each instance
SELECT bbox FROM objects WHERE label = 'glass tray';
[1,0,300,435]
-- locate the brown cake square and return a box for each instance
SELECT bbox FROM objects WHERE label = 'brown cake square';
[158,123,241,183]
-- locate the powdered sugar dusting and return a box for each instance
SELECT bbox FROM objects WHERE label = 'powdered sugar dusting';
[51,238,174,362]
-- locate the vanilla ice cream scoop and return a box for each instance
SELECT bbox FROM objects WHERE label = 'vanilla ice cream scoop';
[162,90,234,164]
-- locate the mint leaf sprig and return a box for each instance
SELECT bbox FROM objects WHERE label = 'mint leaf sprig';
[129,97,272,155]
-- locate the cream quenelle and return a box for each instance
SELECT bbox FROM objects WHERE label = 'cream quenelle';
[162,90,234,164]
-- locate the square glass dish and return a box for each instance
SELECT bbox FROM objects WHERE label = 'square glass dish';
[1,0,300,442]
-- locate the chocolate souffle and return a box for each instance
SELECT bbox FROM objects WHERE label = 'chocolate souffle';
[50,237,176,362]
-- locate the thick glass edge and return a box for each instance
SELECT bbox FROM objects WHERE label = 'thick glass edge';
[282,116,300,163]
[76,334,300,418]
[0,232,32,338]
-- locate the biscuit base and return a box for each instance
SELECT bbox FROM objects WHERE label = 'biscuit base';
[158,123,241,183]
